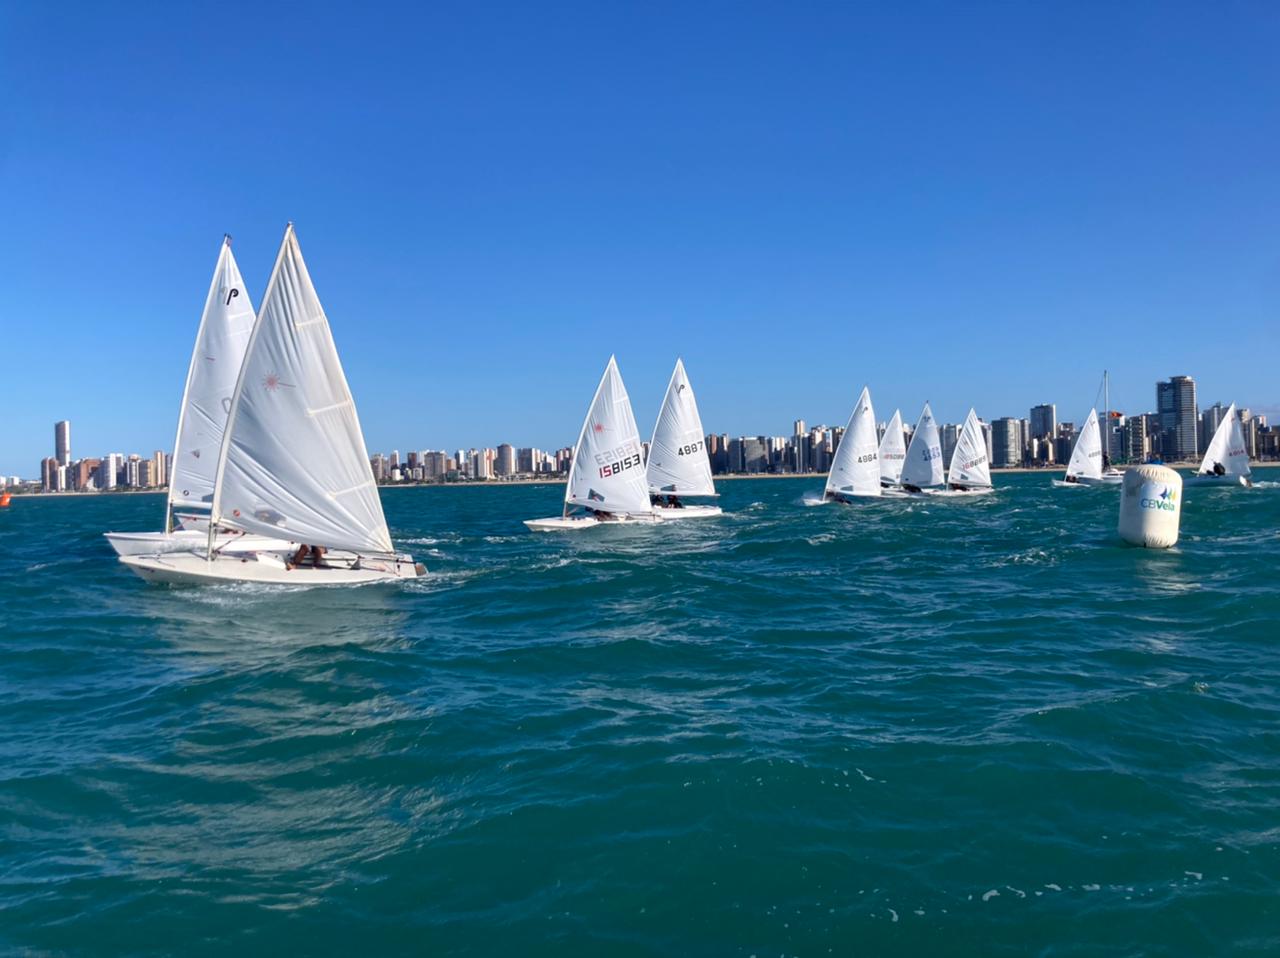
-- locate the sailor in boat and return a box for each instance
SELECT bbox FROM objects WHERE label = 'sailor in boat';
[286,544,329,570]
[1064,474,1079,484]
[1212,461,1226,477]
[901,483,922,494]
[666,494,683,509]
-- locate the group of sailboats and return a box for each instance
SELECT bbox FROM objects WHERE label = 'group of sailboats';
[525,357,721,530]
[805,393,993,504]
[106,227,422,585]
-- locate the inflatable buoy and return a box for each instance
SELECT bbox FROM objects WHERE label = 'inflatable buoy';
[1118,464,1183,548]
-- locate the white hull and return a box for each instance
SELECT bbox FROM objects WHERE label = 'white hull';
[1185,473,1250,487]
[651,504,722,520]
[921,486,996,498]
[524,513,662,532]
[104,528,296,557]
[1051,474,1121,488]
[119,550,422,586]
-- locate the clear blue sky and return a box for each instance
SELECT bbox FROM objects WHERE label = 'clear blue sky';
[2,2,1278,475]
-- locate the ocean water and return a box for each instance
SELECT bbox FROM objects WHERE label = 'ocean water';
[1,471,1278,956]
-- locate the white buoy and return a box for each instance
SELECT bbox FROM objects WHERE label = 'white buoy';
[1118,464,1183,548]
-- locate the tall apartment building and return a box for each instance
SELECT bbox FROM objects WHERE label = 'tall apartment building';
[55,420,71,466]
[1156,375,1198,461]
[991,418,1023,468]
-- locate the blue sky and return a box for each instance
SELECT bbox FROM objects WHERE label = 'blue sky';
[2,2,1278,475]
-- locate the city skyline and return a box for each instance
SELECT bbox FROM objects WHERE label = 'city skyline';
[16,372,1277,492]
[4,5,1280,477]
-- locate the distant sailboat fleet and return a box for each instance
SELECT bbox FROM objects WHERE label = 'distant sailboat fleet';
[104,233,1261,583]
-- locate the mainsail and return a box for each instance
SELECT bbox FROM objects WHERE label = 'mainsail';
[947,409,991,488]
[900,402,944,488]
[1065,408,1104,480]
[646,359,716,496]
[167,238,256,517]
[825,386,880,497]
[878,409,906,485]
[1197,403,1251,478]
[212,225,393,554]
[564,357,652,515]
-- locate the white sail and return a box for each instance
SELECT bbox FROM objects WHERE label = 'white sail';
[947,408,991,488]
[1197,404,1251,478]
[900,402,944,488]
[825,386,881,497]
[166,238,256,515]
[646,358,716,496]
[565,357,652,515]
[212,225,393,555]
[878,409,906,484]
[1065,408,1104,480]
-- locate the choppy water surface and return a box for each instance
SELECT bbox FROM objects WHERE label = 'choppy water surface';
[2,472,1278,956]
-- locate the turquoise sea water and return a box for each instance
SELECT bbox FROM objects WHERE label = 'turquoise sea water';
[2,471,1278,956]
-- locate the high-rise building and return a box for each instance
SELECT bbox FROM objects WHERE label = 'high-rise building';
[100,454,122,490]
[125,455,141,488]
[991,418,1023,468]
[55,420,71,466]
[940,423,959,465]
[41,457,58,492]
[1200,403,1229,450]
[138,459,156,488]
[1156,375,1198,461]
[152,450,167,487]
[496,443,516,477]
[1029,404,1056,442]
[1124,416,1148,462]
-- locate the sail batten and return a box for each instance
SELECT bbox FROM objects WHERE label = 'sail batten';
[825,387,880,497]
[564,357,653,515]
[646,359,716,497]
[165,238,257,524]
[211,225,393,554]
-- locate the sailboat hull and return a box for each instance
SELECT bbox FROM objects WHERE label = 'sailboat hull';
[119,550,422,585]
[104,529,295,557]
[650,504,722,520]
[1185,473,1250,487]
[921,486,996,498]
[524,514,663,532]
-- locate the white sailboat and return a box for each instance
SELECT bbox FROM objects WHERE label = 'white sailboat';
[120,225,422,584]
[925,408,994,497]
[891,402,945,496]
[804,386,880,505]
[1051,408,1121,487]
[1188,403,1252,486]
[646,359,722,519]
[105,238,295,558]
[525,356,660,531]
[878,409,906,488]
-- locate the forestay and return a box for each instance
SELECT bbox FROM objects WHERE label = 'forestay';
[948,408,991,488]
[900,402,944,488]
[212,225,393,555]
[647,359,716,496]
[1065,408,1104,480]
[878,409,906,484]
[565,357,652,515]
[167,238,256,515]
[825,386,880,497]
[1197,403,1251,478]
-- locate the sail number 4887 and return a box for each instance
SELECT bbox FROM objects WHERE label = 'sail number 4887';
[677,440,705,456]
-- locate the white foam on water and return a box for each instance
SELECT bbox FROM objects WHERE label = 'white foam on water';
[887,908,898,923]
[1185,871,1202,880]
[982,889,1000,902]
[1044,884,1062,891]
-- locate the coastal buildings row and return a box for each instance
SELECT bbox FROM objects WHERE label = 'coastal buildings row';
[17,374,1278,492]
